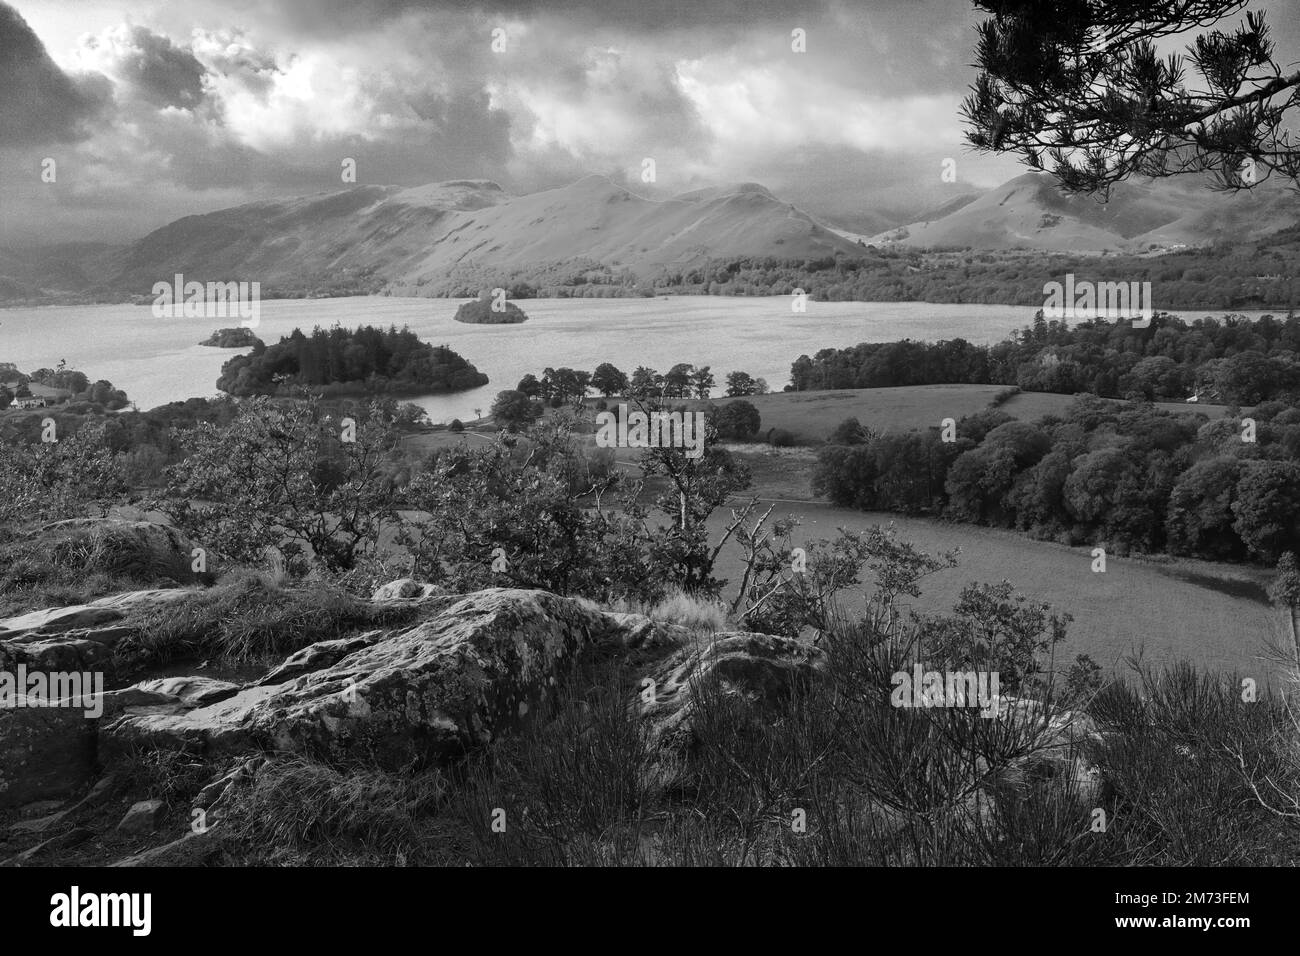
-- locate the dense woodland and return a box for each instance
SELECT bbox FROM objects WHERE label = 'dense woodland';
[215,325,488,398]
[815,396,1300,564]
[791,312,1300,405]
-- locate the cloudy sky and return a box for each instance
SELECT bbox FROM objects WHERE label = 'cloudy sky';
[3,0,1298,245]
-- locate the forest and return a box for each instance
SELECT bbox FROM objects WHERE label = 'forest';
[814,396,1300,565]
[791,311,1300,405]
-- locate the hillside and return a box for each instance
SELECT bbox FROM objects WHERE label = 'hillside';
[872,171,1300,254]
[101,177,863,299]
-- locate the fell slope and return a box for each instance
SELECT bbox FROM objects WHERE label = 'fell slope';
[107,177,863,297]
[872,171,1300,253]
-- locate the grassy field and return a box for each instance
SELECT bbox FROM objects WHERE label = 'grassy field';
[692,385,1013,443]
[396,387,1285,681]
[397,384,1243,458]
[706,500,1288,684]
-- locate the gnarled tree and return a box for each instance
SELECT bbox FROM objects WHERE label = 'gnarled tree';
[963,1,1300,194]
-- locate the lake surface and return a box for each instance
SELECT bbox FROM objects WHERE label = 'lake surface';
[0,296,1278,422]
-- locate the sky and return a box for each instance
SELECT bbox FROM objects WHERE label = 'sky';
[2,0,1298,245]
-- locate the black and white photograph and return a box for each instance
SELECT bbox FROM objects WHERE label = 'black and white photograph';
[0,0,1298,928]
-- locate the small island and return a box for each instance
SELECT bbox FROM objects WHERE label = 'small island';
[453,295,529,325]
[216,324,489,398]
[200,328,264,348]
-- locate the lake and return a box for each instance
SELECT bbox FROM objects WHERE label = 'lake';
[0,296,1277,422]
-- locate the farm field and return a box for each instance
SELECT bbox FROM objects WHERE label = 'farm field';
[397,388,1286,682]
[696,385,1012,442]
[706,501,1287,684]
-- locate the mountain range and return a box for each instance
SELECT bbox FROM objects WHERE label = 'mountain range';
[2,171,1298,303]
[870,171,1300,254]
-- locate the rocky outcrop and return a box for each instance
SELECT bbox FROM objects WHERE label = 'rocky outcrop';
[988,696,1110,805]
[0,588,196,678]
[639,632,827,749]
[102,588,687,769]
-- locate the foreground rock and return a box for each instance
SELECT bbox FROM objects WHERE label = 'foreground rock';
[640,632,827,749]
[104,588,685,768]
[117,799,164,835]
[0,588,196,678]
[989,696,1110,805]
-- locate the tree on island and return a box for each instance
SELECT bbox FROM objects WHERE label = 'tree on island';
[216,324,488,398]
[454,292,530,324]
[963,0,1300,194]
[200,328,265,349]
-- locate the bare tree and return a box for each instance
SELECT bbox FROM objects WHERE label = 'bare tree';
[963,1,1300,195]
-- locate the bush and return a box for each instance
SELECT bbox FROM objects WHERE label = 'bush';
[768,428,796,447]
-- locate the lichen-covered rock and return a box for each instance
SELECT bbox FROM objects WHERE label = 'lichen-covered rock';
[132,677,240,708]
[103,589,677,769]
[0,588,193,637]
[117,798,165,835]
[371,578,439,602]
[244,588,650,765]
[0,588,197,683]
[254,631,385,686]
[639,632,826,748]
[101,685,280,760]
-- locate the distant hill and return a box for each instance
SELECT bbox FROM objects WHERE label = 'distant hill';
[0,243,126,301]
[871,172,1300,253]
[98,177,864,300]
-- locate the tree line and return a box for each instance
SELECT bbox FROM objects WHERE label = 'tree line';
[792,311,1300,405]
[815,396,1300,565]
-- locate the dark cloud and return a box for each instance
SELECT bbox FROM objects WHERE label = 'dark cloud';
[227,0,836,37]
[106,26,208,108]
[0,2,106,145]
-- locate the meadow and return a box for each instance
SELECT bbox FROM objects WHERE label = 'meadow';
[399,382,1287,683]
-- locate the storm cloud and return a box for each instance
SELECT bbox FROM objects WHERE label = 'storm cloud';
[1,0,1295,244]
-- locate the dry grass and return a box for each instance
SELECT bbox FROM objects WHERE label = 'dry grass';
[606,586,730,633]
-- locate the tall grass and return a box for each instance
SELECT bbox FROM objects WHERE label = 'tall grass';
[116,569,419,666]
